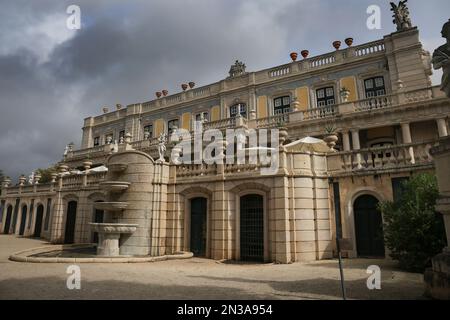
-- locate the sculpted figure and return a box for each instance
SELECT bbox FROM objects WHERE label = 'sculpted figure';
[432,20,450,97]
[390,1,412,31]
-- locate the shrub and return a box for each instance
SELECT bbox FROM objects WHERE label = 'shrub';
[378,173,447,272]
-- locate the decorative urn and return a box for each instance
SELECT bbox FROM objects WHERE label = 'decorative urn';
[290,52,298,62]
[301,50,309,59]
[189,82,195,89]
[181,83,188,91]
[345,37,354,47]
[324,134,339,151]
[162,90,168,96]
[333,40,341,50]
[156,92,162,98]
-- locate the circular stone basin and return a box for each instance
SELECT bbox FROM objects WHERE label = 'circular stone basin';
[99,181,131,192]
[93,202,128,211]
[108,163,128,172]
[89,223,138,234]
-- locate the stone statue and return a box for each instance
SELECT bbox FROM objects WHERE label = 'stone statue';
[63,145,69,157]
[390,0,412,32]
[157,133,167,162]
[432,19,450,98]
[28,171,35,185]
[228,60,247,78]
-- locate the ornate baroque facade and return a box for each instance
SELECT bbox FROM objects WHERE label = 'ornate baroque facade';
[1,26,450,263]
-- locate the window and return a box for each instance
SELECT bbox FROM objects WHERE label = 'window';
[391,177,409,203]
[316,87,335,107]
[230,103,247,118]
[167,119,179,135]
[93,137,100,146]
[274,96,291,115]
[364,76,386,98]
[143,125,153,139]
[195,112,209,122]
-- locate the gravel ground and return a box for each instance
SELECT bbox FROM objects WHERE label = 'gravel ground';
[0,235,426,300]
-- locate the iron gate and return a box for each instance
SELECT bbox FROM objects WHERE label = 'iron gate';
[240,194,264,262]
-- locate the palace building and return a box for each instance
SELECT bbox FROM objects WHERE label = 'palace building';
[1,20,449,263]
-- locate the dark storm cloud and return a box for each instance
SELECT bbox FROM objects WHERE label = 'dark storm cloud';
[0,0,449,180]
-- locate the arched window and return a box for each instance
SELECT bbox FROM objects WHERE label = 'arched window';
[230,103,247,118]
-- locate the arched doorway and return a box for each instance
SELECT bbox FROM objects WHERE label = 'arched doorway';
[92,201,104,243]
[3,205,13,234]
[354,195,385,257]
[240,194,264,262]
[19,205,27,236]
[33,205,44,238]
[190,197,207,257]
[64,201,77,244]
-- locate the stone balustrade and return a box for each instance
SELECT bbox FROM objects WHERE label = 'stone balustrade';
[327,141,437,176]
[66,86,446,162]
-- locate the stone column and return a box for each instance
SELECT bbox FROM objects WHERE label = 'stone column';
[351,129,362,169]
[342,131,351,169]
[436,118,448,138]
[342,132,351,151]
[81,117,94,149]
[401,122,415,164]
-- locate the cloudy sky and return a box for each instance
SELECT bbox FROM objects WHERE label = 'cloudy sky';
[0,0,449,179]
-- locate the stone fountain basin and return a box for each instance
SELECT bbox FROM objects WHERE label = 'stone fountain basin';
[99,181,131,192]
[107,163,128,173]
[89,223,138,234]
[93,202,128,211]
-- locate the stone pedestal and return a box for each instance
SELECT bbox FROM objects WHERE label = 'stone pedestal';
[89,223,138,256]
[426,137,450,299]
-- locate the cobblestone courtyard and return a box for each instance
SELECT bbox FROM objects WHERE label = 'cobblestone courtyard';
[0,235,426,300]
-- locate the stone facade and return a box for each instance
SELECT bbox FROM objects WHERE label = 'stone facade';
[1,25,450,264]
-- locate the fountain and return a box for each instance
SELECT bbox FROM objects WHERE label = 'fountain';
[88,162,138,257]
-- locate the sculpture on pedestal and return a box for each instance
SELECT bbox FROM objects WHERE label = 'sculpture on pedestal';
[28,171,35,185]
[228,60,247,78]
[390,1,412,32]
[157,133,167,162]
[432,19,450,98]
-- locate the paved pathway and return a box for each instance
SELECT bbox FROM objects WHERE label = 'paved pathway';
[0,235,425,300]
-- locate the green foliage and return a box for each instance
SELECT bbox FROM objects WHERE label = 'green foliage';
[36,166,57,184]
[378,173,447,272]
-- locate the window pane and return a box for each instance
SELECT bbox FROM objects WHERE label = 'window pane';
[283,96,290,105]
[326,87,334,97]
[365,79,374,89]
[274,99,282,107]
[375,77,384,87]
[317,89,325,98]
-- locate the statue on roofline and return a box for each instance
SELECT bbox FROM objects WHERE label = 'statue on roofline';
[390,0,412,32]
[228,60,247,78]
[432,19,450,98]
